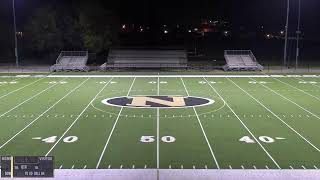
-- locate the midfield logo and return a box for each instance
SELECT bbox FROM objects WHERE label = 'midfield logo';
[101,96,214,109]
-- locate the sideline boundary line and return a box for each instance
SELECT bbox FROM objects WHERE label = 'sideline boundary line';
[45,77,114,156]
[47,75,319,78]
[203,77,281,169]
[228,78,320,153]
[96,77,136,168]
[0,78,90,149]
[180,77,220,169]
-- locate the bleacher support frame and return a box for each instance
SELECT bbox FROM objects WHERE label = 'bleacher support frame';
[101,49,188,70]
[223,50,263,71]
[50,51,89,72]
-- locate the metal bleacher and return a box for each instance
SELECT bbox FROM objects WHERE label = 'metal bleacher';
[50,51,89,72]
[101,49,188,69]
[223,50,263,71]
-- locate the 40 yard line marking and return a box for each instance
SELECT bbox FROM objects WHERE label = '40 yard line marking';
[250,77,320,121]
[0,78,90,149]
[96,77,136,168]
[45,77,114,156]
[203,77,281,169]
[0,76,47,100]
[0,78,67,119]
[228,78,320,153]
[180,77,220,169]
[295,77,320,89]
[272,77,320,102]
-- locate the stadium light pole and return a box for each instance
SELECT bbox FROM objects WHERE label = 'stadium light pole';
[12,0,19,67]
[295,0,301,69]
[283,0,290,67]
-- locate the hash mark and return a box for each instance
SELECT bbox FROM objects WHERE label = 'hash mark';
[144,164,147,169]
[181,165,183,169]
[108,165,111,169]
[314,165,318,169]
[241,165,244,169]
[302,165,306,169]
[169,165,171,169]
[290,166,294,169]
[193,165,195,169]
[59,165,63,169]
[71,165,74,169]
[253,165,257,169]
[83,165,87,169]
[229,165,232,169]
[120,165,123,169]
[132,165,135,169]
[265,165,269,169]
[205,165,208,169]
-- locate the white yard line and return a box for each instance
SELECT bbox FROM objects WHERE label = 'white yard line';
[228,78,320,153]
[157,76,160,169]
[45,77,114,156]
[250,77,320,121]
[96,77,136,168]
[0,78,90,149]
[0,78,67,119]
[0,76,47,100]
[203,77,281,169]
[272,77,320,102]
[180,77,220,169]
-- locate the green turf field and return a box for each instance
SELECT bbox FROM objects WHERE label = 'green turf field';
[0,74,320,170]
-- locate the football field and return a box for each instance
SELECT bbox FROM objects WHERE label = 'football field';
[0,74,320,170]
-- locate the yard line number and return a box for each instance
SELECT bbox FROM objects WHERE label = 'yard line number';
[140,136,176,143]
[35,136,78,143]
[248,81,270,84]
[239,136,285,144]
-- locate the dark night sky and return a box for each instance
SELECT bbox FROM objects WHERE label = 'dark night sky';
[1,0,320,39]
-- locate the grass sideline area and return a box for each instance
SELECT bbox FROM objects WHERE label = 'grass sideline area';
[0,74,320,170]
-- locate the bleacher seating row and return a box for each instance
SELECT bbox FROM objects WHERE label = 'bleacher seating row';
[102,49,188,69]
[50,51,89,72]
[223,50,263,71]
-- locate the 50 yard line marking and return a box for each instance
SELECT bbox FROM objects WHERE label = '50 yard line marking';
[96,77,136,168]
[0,78,90,149]
[180,77,220,169]
[228,78,320,153]
[203,77,281,169]
[0,78,67,119]
[45,77,115,156]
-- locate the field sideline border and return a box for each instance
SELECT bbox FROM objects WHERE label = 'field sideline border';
[0,74,319,78]
[1,169,320,180]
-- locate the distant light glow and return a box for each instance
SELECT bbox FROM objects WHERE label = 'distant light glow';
[164,30,168,34]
